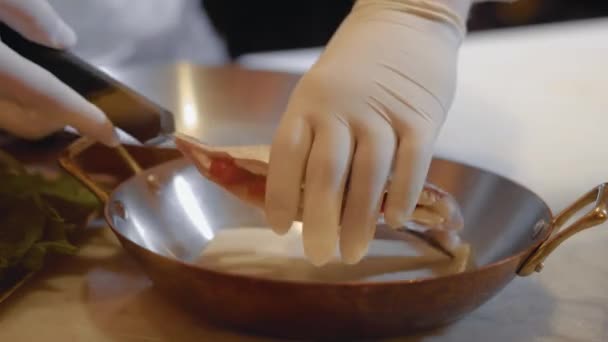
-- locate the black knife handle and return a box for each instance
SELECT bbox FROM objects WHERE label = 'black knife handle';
[0,23,174,143]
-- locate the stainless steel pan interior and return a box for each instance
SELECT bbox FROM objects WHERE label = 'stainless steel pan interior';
[107,156,551,279]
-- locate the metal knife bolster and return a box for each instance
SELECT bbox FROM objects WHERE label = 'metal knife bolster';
[0,23,175,145]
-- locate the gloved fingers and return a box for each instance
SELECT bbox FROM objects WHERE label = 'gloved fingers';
[339,118,396,264]
[265,114,313,234]
[0,0,76,48]
[0,44,118,146]
[383,126,434,228]
[302,115,353,266]
[0,98,63,139]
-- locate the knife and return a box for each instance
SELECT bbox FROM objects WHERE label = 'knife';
[0,23,175,146]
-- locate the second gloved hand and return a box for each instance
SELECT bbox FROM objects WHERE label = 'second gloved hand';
[265,0,468,266]
[0,0,118,146]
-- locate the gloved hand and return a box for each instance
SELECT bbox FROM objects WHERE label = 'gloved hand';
[0,0,118,146]
[265,0,472,266]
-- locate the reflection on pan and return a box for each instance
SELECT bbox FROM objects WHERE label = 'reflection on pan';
[196,223,475,283]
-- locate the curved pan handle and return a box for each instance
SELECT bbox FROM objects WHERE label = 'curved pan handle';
[518,183,608,276]
[58,137,143,204]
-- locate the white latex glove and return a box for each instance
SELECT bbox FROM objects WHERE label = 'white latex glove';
[265,0,473,266]
[0,0,118,146]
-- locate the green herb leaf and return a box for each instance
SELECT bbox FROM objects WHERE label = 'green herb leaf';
[0,147,100,292]
[0,149,26,175]
[35,172,100,210]
[0,197,46,269]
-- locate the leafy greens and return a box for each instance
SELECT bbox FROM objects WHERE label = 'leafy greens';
[0,149,100,291]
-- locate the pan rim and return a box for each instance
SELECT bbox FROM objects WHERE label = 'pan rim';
[104,156,554,287]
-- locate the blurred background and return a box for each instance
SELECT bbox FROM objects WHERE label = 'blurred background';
[48,0,608,69]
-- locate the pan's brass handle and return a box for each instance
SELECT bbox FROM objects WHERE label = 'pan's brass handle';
[58,136,143,204]
[518,183,608,276]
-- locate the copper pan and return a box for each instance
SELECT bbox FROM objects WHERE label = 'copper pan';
[57,138,607,340]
